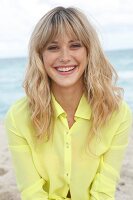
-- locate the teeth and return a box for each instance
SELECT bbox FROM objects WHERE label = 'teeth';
[57,67,75,72]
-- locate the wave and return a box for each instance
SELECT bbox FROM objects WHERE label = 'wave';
[118,70,133,79]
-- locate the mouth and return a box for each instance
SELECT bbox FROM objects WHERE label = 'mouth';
[54,65,78,75]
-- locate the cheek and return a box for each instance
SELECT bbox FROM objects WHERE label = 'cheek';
[43,52,58,68]
[77,48,87,61]
[42,58,51,76]
[43,54,51,67]
[79,54,88,67]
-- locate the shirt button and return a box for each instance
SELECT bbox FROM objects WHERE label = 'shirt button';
[66,142,69,148]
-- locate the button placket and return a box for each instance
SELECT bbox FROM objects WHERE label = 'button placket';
[66,142,69,148]
[64,130,71,184]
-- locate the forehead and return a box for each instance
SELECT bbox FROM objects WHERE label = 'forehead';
[49,35,80,44]
[49,31,78,42]
[46,20,81,43]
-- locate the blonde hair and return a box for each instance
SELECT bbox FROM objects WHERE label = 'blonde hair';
[23,6,123,143]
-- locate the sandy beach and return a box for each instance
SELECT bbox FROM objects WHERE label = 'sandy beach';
[0,120,133,200]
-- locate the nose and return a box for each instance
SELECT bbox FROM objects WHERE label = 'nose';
[59,48,71,63]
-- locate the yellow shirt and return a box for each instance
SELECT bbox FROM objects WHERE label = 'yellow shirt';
[4,93,132,200]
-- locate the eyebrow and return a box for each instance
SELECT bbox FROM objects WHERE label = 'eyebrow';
[50,40,80,44]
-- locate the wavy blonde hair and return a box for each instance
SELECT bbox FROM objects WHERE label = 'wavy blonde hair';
[23,6,123,144]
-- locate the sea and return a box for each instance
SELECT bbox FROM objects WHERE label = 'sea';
[0,48,133,119]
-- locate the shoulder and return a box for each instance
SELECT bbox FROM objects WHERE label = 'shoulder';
[113,100,132,123]
[6,96,30,119]
[102,100,132,138]
[9,96,28,111]
[97,100,132,154]
[106,99,133,137]
[5,96,33,137]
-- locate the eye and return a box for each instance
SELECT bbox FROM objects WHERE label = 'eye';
[47,45,59,51]
[70,43,82,49]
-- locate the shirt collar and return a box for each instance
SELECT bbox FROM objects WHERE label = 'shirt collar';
[51,92,91,120]
[75,93,91,120]
[51,92,65,118]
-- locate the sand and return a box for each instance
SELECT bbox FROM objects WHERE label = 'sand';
[0,120,133,200]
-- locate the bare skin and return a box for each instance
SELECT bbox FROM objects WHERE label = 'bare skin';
[51,77,84,129]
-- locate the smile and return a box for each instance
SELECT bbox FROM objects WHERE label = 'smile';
[54,65,78,75]
[56,66,75,72]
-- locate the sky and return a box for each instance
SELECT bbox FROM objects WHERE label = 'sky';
[0,0,133,58]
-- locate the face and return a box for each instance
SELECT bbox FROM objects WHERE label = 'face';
[42,35,88,91]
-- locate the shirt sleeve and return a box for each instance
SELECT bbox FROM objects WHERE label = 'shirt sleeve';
[4,107,49,200]
[90,102,132,200]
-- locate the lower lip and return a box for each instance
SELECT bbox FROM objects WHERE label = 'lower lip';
[55,67,78,76]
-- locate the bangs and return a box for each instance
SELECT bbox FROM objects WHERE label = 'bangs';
[44,11,83,46]
[38,8,90,53]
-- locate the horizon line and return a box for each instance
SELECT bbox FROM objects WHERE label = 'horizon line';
[0,47,133,60]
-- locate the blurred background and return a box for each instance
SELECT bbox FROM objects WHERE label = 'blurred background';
[0,1,133,200]
[0,0,133,119]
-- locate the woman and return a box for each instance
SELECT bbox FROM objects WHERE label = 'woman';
[5,6,132,200]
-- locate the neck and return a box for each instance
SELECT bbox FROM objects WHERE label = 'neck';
[51,83,84,116]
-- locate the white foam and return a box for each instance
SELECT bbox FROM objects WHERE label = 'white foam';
[118,70,133,79]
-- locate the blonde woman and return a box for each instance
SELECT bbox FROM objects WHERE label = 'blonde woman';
[5,6,132,200]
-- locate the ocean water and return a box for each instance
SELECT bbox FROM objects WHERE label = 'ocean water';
[0,48,133,119]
